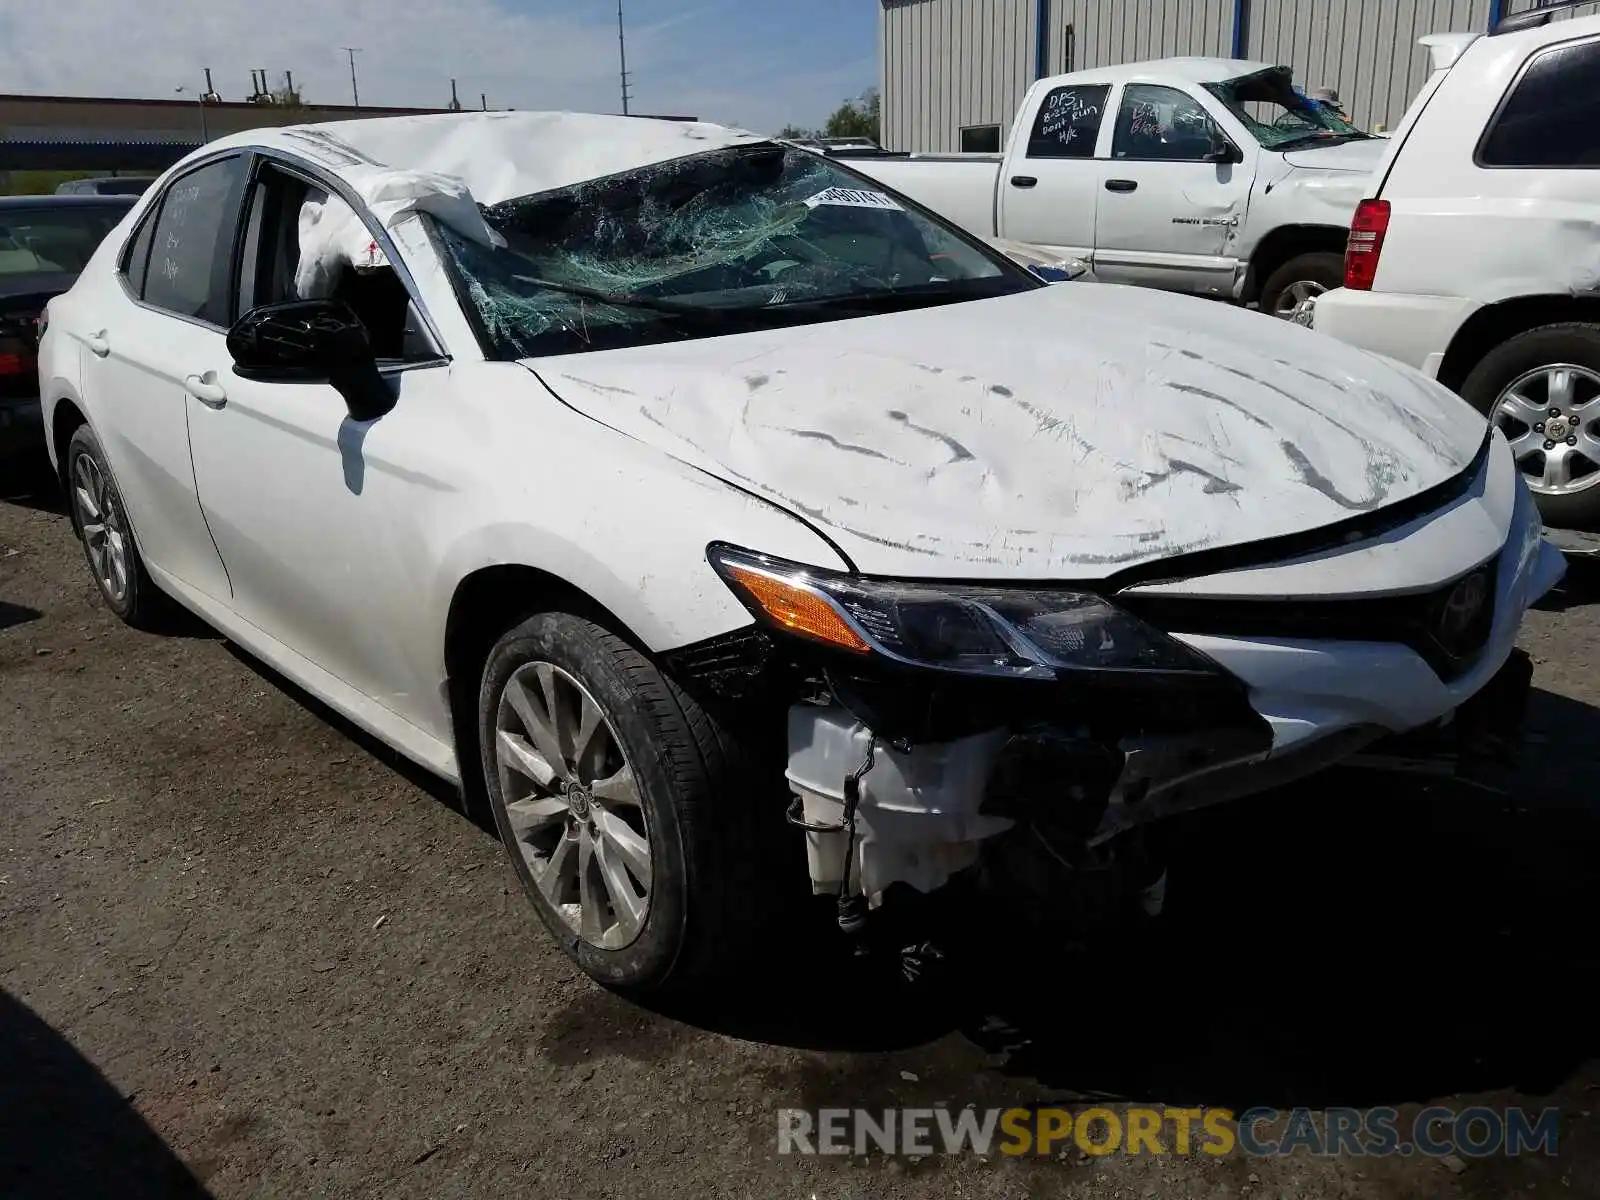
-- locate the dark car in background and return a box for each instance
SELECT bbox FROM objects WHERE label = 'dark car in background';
[1,195,135,476]
[54,176,156,197]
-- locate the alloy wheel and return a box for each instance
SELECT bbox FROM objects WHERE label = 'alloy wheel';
[493,661,652,950]
[71,451,130,605]
[1493,363,1600,495]
[1273,279,1326,324]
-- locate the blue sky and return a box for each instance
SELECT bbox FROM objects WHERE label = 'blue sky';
[0,0,879,134]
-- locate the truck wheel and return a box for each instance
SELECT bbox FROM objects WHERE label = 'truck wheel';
[1461,322,1600,529]
[1260,252,1344,324]
[478,612,783,995]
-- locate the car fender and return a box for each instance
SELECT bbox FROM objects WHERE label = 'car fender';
[421,443,852,685]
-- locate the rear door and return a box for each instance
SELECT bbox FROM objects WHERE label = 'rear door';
[75,156,247,600]
[1091,83,1253,295]
[996,82,1111,262]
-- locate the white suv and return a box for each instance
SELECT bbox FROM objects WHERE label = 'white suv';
[1313,3,1600,528]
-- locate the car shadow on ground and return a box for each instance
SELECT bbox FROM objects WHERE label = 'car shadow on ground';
[0,469,68,516]
[952,742,1600,1111]
[0,990,214,1199]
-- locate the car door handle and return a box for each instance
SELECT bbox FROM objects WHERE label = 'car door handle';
[184,373,227,408]
[86,330,110,357]
[1009,175,1038,188]
[1105,179,1138,193]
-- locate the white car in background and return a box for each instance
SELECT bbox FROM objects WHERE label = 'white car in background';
[1313,3,1600,529]
[36,111,1562,996]
[842,57,1387,321]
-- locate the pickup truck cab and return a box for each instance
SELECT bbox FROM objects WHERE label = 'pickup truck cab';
[843,57,1387,320]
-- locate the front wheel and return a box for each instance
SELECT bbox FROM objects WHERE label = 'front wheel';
[1461,322,1600,529]
[1259,251,1344,324]
[478,612,785,994]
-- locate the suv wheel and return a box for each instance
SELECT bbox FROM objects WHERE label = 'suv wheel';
[1461,322,1600,529]
[1260,252,1344,324]
[478,612,785,995]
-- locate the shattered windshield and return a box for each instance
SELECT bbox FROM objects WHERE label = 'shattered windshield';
[1204,69,1373,150]
[434,142,1035,357]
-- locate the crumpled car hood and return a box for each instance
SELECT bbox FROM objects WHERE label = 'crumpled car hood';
[525,283,1488,580]
[1280,138,1388,172]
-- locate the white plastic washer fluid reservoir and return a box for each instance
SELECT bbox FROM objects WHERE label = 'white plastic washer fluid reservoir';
[784,704,1013,899]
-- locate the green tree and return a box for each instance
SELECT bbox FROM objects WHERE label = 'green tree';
[822,87,880,141]
[777,123,816,140]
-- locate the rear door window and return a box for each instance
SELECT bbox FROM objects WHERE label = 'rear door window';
[122,203,158,295]
[1479,36,1600,167]
[139,155,249,324]
[1026,84,1110,159]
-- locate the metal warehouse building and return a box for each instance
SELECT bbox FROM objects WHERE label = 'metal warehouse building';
[879,0,1599,151]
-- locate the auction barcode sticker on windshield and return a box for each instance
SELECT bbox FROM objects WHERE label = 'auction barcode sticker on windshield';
[803,186,904,211]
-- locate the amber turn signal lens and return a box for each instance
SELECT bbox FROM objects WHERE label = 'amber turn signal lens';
[724,565,871,653]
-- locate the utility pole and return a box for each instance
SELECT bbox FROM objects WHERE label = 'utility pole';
[343,47,361,107]
[178,75,212,142]
[617,0,631,115]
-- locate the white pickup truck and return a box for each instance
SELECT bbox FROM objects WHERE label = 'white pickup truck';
[841,57,1388,321]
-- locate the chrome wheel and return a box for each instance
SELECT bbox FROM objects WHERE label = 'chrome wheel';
[71,450,129,605]
[1273,279,1326,324]
[494,661,651,950]
[1494,363,1600,496]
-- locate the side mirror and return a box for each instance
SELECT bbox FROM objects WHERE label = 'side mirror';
[1205,135,1244,165]
[226,299,395,421]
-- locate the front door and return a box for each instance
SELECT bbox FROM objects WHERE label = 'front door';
[182,159,454,735]
[996,82,1111,263]
[1091,84,1253,296]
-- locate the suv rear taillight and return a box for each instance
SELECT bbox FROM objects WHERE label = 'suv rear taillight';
[1344,198,1391,290]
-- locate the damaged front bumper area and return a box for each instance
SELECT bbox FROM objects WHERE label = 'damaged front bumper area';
[678,461,1561,923]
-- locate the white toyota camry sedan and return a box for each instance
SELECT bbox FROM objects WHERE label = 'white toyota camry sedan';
[36,111,1564,994]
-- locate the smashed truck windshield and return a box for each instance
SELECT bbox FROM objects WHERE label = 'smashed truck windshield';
[436,142,1033,356]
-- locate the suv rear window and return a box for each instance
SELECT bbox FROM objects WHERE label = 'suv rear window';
[1479,36,1600,167]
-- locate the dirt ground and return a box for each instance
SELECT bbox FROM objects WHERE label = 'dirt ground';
[3,482,1599,1200]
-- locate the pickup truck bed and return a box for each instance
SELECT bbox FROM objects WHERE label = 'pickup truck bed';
[830,152,1002,238]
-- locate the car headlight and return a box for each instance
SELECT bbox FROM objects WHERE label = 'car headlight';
[706,543,1222,680]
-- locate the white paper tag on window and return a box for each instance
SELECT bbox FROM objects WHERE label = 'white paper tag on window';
[803,186,904,212]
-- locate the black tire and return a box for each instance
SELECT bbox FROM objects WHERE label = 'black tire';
[1462,322,1600,530]
[1259,251,1344,322]
[63,424,172,630]
[478,612,785,996]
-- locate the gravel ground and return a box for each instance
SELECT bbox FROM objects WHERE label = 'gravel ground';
[3,483,1599,1200]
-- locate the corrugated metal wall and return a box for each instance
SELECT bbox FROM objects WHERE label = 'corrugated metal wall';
[880,0,1035,151]
[1246,0,1492,131]
[1048,0,1232,74]
[880,0,1597,153]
